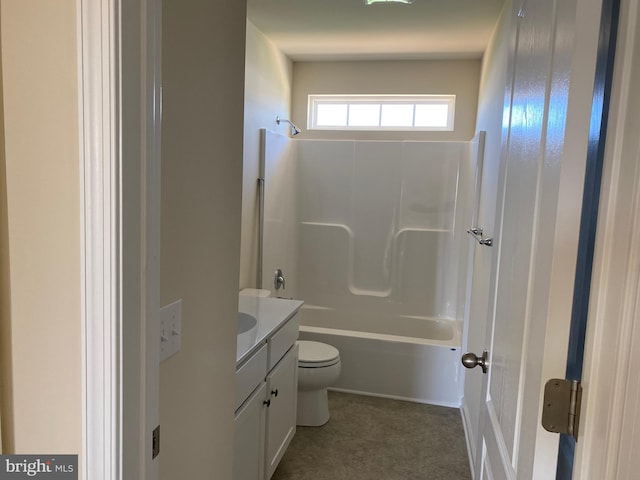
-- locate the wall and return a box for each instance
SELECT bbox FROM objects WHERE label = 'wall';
[260,131,298,298]
[0,0,82,456]
[120,0,148,475]
[461,0,511,467]
[160,1,246,479]
[0,3,7,454]
[241,21,293,289]
[291,60,481,142]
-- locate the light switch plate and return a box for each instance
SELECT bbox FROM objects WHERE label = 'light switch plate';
[160,299,182,362]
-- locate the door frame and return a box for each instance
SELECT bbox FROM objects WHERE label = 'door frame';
[557,0,620,475]
[79,1,122,477]
[574,0,640,476]
[79,0,160,478]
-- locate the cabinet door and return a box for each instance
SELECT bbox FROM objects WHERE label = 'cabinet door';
[234,382,267,480]
[265,344,299,479]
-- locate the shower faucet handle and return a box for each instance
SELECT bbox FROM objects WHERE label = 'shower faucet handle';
[274,269,286,291]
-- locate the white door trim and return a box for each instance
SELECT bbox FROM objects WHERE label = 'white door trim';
[79,0,160,479]
[574,0,640,477]
[78,1,122,479]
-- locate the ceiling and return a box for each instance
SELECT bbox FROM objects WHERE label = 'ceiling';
[246,0,506,62]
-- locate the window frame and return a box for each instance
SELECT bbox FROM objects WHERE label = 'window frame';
[307,94,456,132]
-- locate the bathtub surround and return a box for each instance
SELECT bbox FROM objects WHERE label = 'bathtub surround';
[271,391,471,480]
[257,134,482,405]
[295,139,473,321]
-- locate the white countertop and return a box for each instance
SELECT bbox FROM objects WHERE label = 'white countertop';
[237,295,303,365]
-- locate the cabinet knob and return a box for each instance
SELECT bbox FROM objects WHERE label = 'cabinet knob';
[263,399,271,407]
[271,389,279,397]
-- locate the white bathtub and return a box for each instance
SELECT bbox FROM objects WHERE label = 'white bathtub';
[297,305,464,407]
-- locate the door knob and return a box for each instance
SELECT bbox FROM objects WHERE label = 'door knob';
[461,350,488,374]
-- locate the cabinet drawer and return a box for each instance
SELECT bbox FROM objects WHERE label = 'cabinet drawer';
[268,315,299,371]
[236,344,267,411]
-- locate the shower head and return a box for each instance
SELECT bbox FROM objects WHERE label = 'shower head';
[276,116,302,136]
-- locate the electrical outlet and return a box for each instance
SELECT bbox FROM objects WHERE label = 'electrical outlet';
[160,299,182,362]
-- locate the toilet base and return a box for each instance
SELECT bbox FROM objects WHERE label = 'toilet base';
[296,388,330,426]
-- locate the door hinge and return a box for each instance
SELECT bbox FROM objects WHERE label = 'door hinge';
[541,379,582,440]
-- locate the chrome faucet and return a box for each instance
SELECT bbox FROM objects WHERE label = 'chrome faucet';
[274,269,285,291]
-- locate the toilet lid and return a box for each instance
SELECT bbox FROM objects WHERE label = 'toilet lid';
[297,340,340,367]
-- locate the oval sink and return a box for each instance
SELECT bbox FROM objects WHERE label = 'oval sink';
[238,312,257,334]
[237,312,258,356]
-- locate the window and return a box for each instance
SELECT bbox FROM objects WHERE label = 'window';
[308,95,456,131]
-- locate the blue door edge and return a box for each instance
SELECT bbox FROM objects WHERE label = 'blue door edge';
[556,0,621,478]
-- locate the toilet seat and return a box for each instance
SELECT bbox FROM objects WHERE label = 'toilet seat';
[297,340,340,368]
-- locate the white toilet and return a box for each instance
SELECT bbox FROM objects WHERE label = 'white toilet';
[296,340,341,427]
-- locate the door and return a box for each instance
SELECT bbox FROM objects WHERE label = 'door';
[475,5,557,476]
[265,345,299,479]
[466,0,607,478]
[234,382,267,480]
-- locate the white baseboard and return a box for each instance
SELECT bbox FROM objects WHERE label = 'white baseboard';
[329,387,462,409]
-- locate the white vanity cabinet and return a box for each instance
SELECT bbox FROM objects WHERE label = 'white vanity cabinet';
[233,312,299,480]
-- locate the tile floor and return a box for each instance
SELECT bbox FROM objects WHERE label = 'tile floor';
[271,391,471,480]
